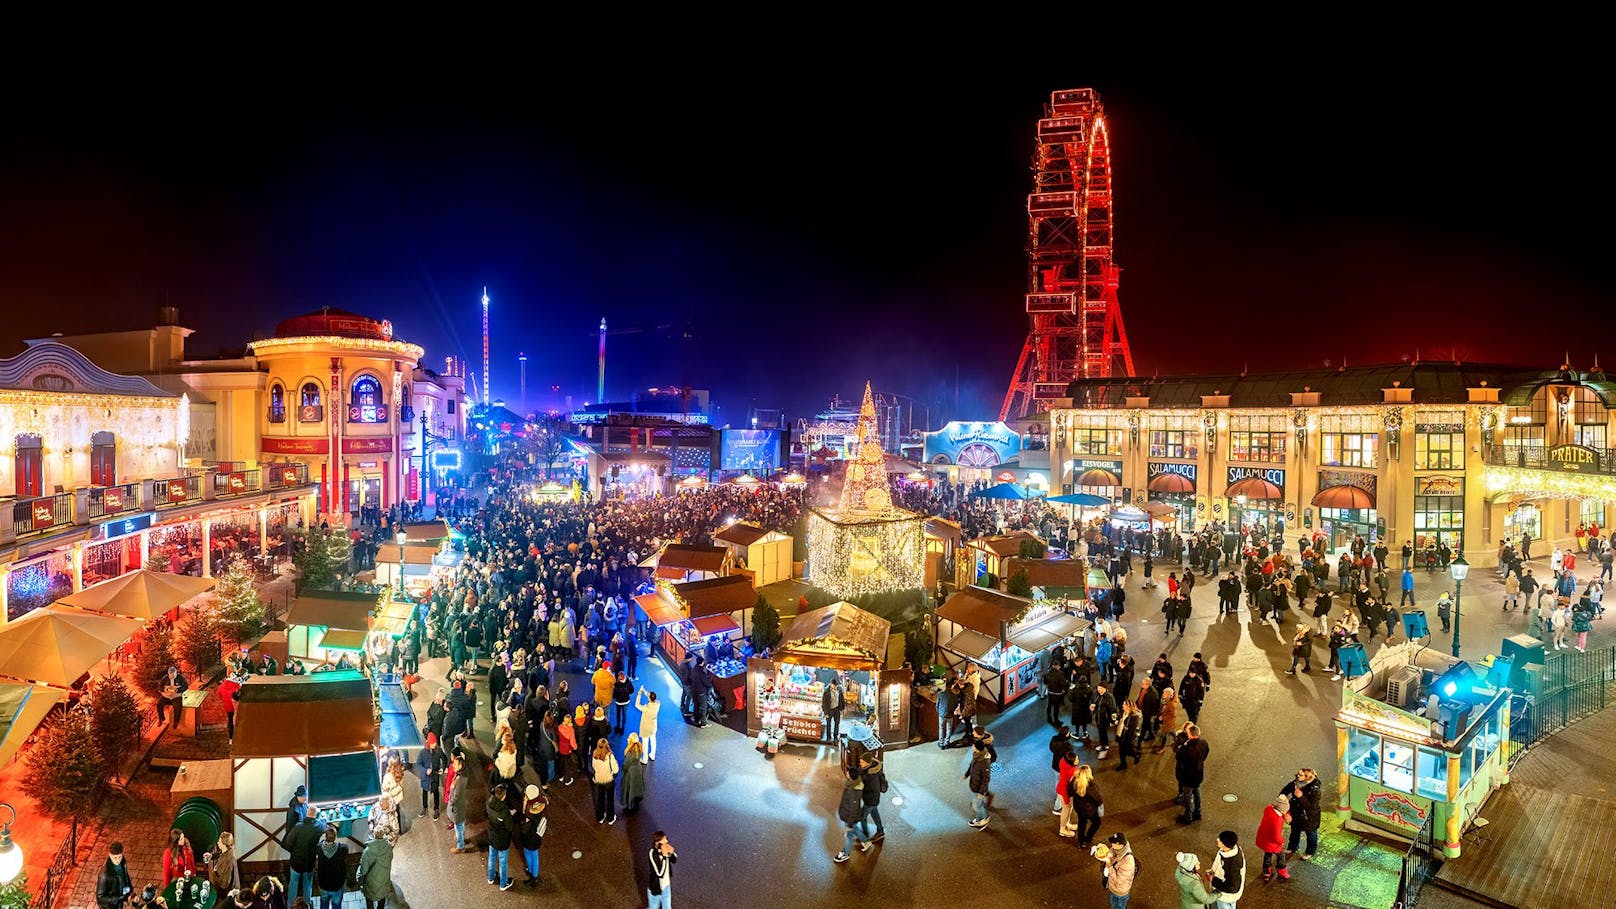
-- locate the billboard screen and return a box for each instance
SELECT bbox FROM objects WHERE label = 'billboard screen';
[721,429,781,471]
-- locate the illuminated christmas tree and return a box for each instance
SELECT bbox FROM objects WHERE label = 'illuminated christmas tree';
[838,382,894,514]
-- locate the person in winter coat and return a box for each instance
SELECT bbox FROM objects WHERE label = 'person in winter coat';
[1280,768,1322,859]
[611,672,633,734]
[357,832,394,909]
[1573,595,1595,651]
[1174,723,1209,822]
[591,663,615,709]
[833,772,872,863]
[486,783,516,889]
[1154,688,1180,752]
[1094,832,1137,906]
[426,690,447,742]
[208,833,241,897]
[447,753,471,852]
[1069,763,1103,846]
[1255,794,1291,881]
[95,842,133,909]
[621,734,648,813]
[1211,830,1247,907]
[1175,851,1218,908]
[518,788,548,887]
[533,713,559,787]
[314,827,349,909]
[858,752,887,842]
[282,813,320,901]
[1069,666,1095,740]
[162,828,197,889]
[414,733,444,819]
[590,738,621,824]
[1115,700,1144,770]
[635,686,660,761]
[1137,681,1162,741]
[966,740,993,828]
[1091,682,1119,759]
[557,708,579,784]
[1055,748,1079,836]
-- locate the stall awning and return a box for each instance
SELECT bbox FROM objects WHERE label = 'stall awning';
[691,615,740,637]
[307,751,382,805]
[317,629,368,652]
[1146,472,1195,494]
[775,601,890,671]
[714,523,770,546]
[0,606,145,688]
[0,681,67,768]
[231,673,376,758]
[924,518,964,541]
[1226,477,1283,500]
[1074,468,1120,487]
[56,570,216,621]
[670,575,756,619]
[943,629,999,662]
[936,586,1030,638]
[1313,485,1376,509]
[401,521,451,543]
[1002,558,1088,591]
[286,591,376,631]
[1141,501,1178,519]
[377,680,423,751]
[1007,612,1086,655]
[635,593,685,628]
[375,543,441,566]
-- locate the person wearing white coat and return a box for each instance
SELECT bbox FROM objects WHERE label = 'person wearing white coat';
[635,686,660,762]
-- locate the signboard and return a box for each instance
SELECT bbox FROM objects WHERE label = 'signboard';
[1548,444,1599,473]
[1415,422,1464,434]
[226,472,248,494]
[1416,474,1463,496]
[98,512,156,540]
[342,437,393,454]
[1072,458,1125,483]
[720,429,782,471]
[996,470,1017,483]
[103,488,125,514]
[1147,461,1198,487]
[277,466,302,487]
[167,481,192,504]
[781,713,824,740]
[31,502,56,526]
[1362,788,1430,833]
[407,468,419,500]
[430,449,462,471]
[298,404,322,423]
[1226,465,1286,492]
[923,421,1022,468]
[1318,468,1378,502]
[262,436,330,455]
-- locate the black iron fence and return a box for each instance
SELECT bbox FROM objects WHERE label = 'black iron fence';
[1484,443,1616,476]
[1508,646,1616,766]
[32,817,77,909]
[1394,813,1439,908]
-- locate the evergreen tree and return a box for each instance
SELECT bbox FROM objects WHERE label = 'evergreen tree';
[24,706,105,823]
[295,525,352,590]
[88,674,144,773]
[1018,537,1047,560]
[751,596,782,650]
[213,556,265,643]
[133,622,178,701]
[1006,569,1033,598]
[176,607,223,678]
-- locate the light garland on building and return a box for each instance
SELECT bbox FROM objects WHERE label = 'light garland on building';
[1482,465,1616,503]
[249,336,426,361]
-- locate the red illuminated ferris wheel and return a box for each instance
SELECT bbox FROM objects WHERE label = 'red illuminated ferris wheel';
[1001,88,1135,421]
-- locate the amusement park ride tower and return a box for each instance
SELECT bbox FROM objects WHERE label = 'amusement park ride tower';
[1001,88,1135,421]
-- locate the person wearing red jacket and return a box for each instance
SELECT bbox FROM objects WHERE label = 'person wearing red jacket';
[1255,794,1291,882]
[161,829,196,888]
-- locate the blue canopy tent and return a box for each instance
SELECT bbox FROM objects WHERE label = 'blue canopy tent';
[1048,493,1111,506]
[970,482,1029,500]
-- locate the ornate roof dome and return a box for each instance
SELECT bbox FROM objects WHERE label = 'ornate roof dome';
[274,308,394,341]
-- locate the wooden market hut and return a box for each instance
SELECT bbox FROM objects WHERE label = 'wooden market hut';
[714,523,794,587]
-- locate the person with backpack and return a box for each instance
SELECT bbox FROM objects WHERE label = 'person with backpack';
[518,787,547,888]
[313,827,348,909]
[1094,831,1138,907]
[858,752,887,843]
[833,771,873,863]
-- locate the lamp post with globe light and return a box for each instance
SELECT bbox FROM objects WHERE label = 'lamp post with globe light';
[1449,552,1469,657]
[395,531,407,595]
[0,802,23,885]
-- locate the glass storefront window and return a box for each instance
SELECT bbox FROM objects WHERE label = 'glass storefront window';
[1414,494,1465,550]
[1381,739,1416,793]
[1415,432,1464,470]
[1228,416,1288,463]
[1321,432,1380,468]
[1505,505,1542,544]
[1072,428,1121,456]
[1320,507,1378,551]
[1581,499,1607,528]
[1148,430,1197,459]
[1347,727,1381,782]
[1574,388,1607,449]
[1416,746,1449,800]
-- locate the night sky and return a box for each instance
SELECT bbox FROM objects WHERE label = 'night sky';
[3,50,1612,425]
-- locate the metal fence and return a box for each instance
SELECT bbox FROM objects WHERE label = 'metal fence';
[32,817,77,909]
[1509,646,1616,767]
[1394,813,1438,909]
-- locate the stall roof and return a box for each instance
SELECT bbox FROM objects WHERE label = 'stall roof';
[670,575,757,619]
[1007,612,1086,654]
[777,601,890,670]
[375,543,442,566]
[935,586,1031,639]
[317,629,367,651]
[656,544,729,573]
[1002,557,1088,591]
[55,569,216,621]
[286,591,377,631]
[967,531,1043,559]
[401,521,451,543]
[232,673,375,757]
[0,681,67,768]
[691,614,740,637]
[307,751,382,804]
[377,680,423,751]
[924,518,964,542]
[634,593,685,628]
[943,629,999,662]
[714,523,770,546]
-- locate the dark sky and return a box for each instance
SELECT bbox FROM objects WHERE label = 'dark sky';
[2,48,1612,426]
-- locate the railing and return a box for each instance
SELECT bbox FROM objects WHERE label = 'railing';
[1484,443,1616,476]
[82,481,140,520]
[1508,646,1616,766]
[154,473,204,508]
[266,461,310,490]
[32,817,77,909]
[11,492,74,535]
[212,468,261,497]
[1394,813,1438,908]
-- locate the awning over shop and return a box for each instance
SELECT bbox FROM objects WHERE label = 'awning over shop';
[1142,501,1178,519]
[776,601,890,671]
[691,615,740,637]
[1226,477,1283,500]
[937,586,1031,638]
[924,518,964,541]
[308,751,382,804]
[377,679,423,751]
[400,521,451,543]
[943,629,999,662]
[1001,558,1089,591]
[669,575,756,619]
[0,681,67,768]
[0,606,144,688]
[1007,612,1085,654]
[970,482,1027,500]
[635,593,685,628]
[286,591,377,631]
[231,672,376,758]
[1146,472,1195,494]
[1074,468,1120,487]
[317,629,368,652]
[375,543,442,566]
[1312,485,1376,509]
[56,569,216,621]
[1049,492,1112,506]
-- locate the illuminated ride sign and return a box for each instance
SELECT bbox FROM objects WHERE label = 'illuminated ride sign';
[924,421,1022,468]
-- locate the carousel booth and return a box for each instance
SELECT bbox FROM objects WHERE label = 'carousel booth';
[230,672,380,872]
[285,590,377,663]
[746,601,911,750]
[1335,642,1510,857]
[634,576,752,708]
[714,523,794,588]
[934,585,1087,710]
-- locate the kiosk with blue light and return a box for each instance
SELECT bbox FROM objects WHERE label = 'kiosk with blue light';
[1334,641,1510,857]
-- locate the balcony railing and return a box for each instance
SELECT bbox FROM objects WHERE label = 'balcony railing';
[82,482,141,520]
[11,493,74,536]
[266,462,311,489]
[155,474,204,508]
[213,468,262,497]
[1484,444,1616,477]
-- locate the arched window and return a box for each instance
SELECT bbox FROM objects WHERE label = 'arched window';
[298,382,323,423]
[349,375,387,424]
[90,430,116,487]
[268,384,286,423]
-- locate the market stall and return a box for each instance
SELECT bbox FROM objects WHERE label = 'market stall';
[374,540,443,593]
[284,590,378,662]
[963,531,1044,583]
[1335,642,1510,858]
[634,579,749,704]
[230,672,379,872]
[714,523,794,588]
[934,586,1088,710]
[746,601,910,748]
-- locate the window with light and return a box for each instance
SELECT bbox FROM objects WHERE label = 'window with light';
[349,375,387,424]
[1227,415,1287,463]
[1574,388,1608,449]
[269,384,287,423]
[1321,432,1379,468]
[1414,431,1462,470]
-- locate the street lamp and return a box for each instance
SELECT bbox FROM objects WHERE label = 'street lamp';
[1449,553,1470,657]
[394,531,407,594]
[0,802,23,884]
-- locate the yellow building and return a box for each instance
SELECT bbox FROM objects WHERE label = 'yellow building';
[1049,362,1616,565]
